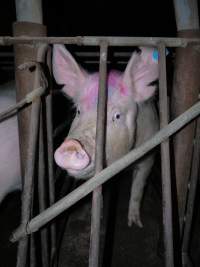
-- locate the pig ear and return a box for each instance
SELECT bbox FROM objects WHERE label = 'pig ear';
[122,47,158,102]
[53,44,88,98]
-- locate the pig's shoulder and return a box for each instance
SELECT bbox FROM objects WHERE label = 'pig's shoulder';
[135,100,159,146]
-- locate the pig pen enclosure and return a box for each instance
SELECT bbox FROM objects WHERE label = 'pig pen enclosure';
[1,1,200,267]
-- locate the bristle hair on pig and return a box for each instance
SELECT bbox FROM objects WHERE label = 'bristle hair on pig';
[53,44,159,227]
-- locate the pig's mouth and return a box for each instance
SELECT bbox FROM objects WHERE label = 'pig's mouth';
[66,164,95,179]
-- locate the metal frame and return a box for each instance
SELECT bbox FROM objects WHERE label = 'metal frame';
[1,36,200,267]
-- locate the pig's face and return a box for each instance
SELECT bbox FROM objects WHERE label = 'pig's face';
[53,45,158,179]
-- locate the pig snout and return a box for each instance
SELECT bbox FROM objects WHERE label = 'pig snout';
[54,139,91,171]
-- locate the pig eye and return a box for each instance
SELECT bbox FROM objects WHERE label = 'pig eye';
[77,109,81,116]
[113,112,121,122]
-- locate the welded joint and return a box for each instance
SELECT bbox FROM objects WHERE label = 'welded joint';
[18,60,48,102]
[18,60,48,85]
[99,41,108,61]
[25,86,46,103]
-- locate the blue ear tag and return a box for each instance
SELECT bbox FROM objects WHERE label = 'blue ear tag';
[152,48,169,62]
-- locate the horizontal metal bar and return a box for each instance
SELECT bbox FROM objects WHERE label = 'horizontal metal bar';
[0,36,200,47]
[10,101,200,242]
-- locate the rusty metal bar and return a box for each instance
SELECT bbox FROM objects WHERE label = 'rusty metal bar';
[182,118,200,266]
[158,43,174,267]
[16,98,41,267]
[1,36,200,47]
[13,22,47,178]
[171,0,200,231]
[172,33,200,232]
[89,42,108,267]
[38,108,49,267]
[46,47,57,265]
[10,100,200,242]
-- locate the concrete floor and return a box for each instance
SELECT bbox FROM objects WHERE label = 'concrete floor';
[1,169,200,267]
[57,170,164,267]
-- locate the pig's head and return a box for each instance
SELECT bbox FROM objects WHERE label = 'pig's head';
[53,44,158,179]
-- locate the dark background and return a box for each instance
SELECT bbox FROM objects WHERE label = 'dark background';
[1,1,177,37]
[0,1,200,267]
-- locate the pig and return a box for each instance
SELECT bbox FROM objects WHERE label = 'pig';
[53,44,159,227]
[0,82,21,203]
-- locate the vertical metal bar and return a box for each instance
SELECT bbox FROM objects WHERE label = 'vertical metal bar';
[16,98,41,267]
[15,0,43,24]
[46,48,57,266]
[13,22,47,179]
[30,235,36,267]
[173,0,199,31]
[89,42,108,267]
[182,118,200,267]
[172,0,200,232]
[158,43,174,267]
[38,107,49,267]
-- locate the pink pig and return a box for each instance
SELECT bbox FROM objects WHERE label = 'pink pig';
[53,44,159,227]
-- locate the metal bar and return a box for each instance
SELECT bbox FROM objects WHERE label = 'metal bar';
[171,29,200,233]
[0,36,200,47]
[89,42,108,267]
[15,0,43,24]
[46,47,56,266]
[13,22,47,179]
[182,118,200,266]
[38,108,49,267]
[30,235,36,267]
[0,86,46,123]
[0,98,28,122]
[10,100,200,242]
[173,0,199,31]
[158,43,174,267]
[16,98,41,267]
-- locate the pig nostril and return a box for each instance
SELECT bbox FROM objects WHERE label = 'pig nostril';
[76,152,85,159]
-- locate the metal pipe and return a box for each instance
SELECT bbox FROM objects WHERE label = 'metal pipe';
[16,98,41,267]
[1,36,200,47]
[10,100,200,242]
[172,0,200,233]
[182,118,200,266]
[46,47,56,265]
[13,22,47,178]
[89,42,108,267]
[15,0,43,24]
[0,86,46,123]
[30,235,36,267]
[38,108,49,267]
[158,43,174,267]
[173,0,199,31]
